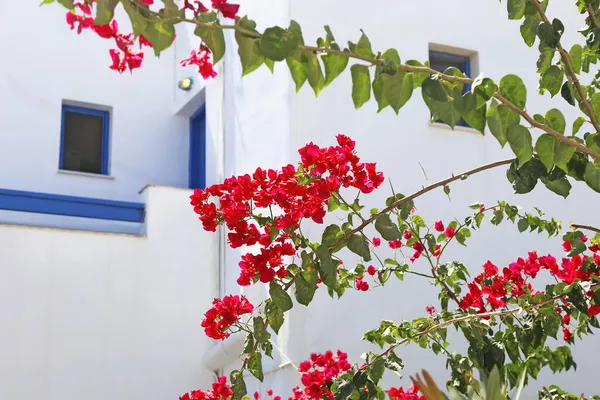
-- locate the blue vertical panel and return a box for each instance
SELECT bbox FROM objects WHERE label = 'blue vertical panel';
[189,106,206,189]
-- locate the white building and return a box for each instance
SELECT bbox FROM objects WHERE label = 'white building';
[0,1,598,399]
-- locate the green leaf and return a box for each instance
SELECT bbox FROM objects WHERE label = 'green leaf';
[422,75,448,102]
[144,21,176,56]
[461,93,487,133]
[40,0,55,6]
[518,218,529,232]
[487,100,519,146]
[306,51,325,96]
[121,0,149,36]
[242,333,254,354]
[554,141,576,172]
[368,357,385,383]
[375,214,401,241]
[537,44,554,74]
[316,245,337,288]
[265,300,284,334]
[235,20,264,76]
[286,49,308,92]
[248,352,264,382]
[570,44,583,74]
[269,281,293,312]
[572,116,586,135]
[472,75,498,106]
[347,234,371,261]
[194,24,226,63]
[561,81,575,106]
[351,65,371,109]
[94,0,119,25]
[322,224,342,250]
[507,0,526,19]
[322,53,349,86]
[544,176,571,198]
[500,74,527,109]
[541,66,564,97]
[230,370,247,400]
[385,72,414,114]
[56,0,74,9]
[334,380,355,400]
[253,316,269,344]
[507,124,533,165]
[545,108,566,134]
[260,26,300,61]
[506,158,546,193]
[535,134,557,172]
[584,162,600,192]
[406,60,429,88]
[455,228,471,246]
[537,21,562,48]
[294,272,317,306]
[520,17,540,47]
[356,32,375,58]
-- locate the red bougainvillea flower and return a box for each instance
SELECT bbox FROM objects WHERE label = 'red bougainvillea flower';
[201,295,254,340]
[445,226,455,239]
[403,230,412,240]
[181,44,218,79]
[140,0,154,4]
[562,314,571,325]
[267,390,273,396]
[372,237,381,247]
[432,244,441,257]
[190,135,384,287]
[434,221,444,232]
[294,350,351,400]
[388,385,426,400]
[179,376,233,400]
[563,240,572,252]
[563,328,573,342]
[367,265,377,275]
[211,0,240,19]
[355,277,369,291]
[425,305,436,315]
[388,239,402,249]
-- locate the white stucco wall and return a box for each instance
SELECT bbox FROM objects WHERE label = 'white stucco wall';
[0,186,219,400]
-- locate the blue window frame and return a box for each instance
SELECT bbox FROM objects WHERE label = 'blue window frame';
[189,105,206,189]
[428,50,472,127]
[59,104,110,175]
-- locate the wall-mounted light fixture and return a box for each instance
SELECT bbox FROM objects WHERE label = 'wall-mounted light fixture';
[178,77,194,91]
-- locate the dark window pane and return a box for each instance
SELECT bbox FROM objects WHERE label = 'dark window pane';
[62,111,103,174]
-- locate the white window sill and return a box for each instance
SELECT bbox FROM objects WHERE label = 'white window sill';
[57,170,115,180]
[429,121,483,135]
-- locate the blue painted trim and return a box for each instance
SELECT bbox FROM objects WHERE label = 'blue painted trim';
[0,188,144,223]
[189,105,206,189]
[59,104,110,175]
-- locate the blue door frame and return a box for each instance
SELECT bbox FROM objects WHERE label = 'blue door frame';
[189,106,206,189]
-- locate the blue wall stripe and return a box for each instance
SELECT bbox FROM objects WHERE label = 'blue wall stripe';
[189,105,206,190]
[0,188,144,223]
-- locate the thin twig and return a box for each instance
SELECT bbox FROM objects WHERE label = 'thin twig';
[532,0,600,134]
[571,224,600,233]
[329,159,515,251]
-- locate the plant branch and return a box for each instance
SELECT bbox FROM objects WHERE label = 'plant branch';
[532,0,600,134]
[586,4,600,28]
[134,1,600,161]
[571,224,600,233]
[364,282,600,369]
[329,158,515,251]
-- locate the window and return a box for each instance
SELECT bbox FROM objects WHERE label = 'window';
[428,50,472,127]
[59,104,110,175]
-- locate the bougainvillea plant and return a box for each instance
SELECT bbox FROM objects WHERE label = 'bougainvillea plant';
[44,0,600,399]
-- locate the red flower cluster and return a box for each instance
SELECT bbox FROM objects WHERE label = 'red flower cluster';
[388,385,426,400]
[459,246,600,336]
[65,1,147,73]
[179,376,233,400]
[425,305,436,315]
[355,277,369,291]
[389,239,402,249]
[201,295,254,340]
[181,44,218,79]
[190,135,384,287]
[372,237,381,247]
[434,221,444,232]
[293,350,352,400]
